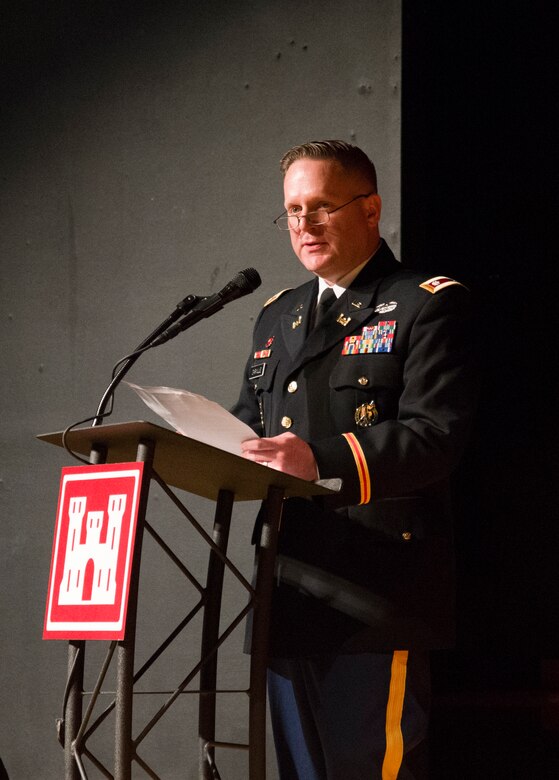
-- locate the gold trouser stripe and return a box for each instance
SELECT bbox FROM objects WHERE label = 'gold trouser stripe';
[341,433,371,504]
[381,649,409,780]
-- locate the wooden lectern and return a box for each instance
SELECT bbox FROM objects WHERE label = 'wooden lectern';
[39,421,336,780]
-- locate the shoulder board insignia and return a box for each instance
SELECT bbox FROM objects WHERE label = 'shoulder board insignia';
[419,276,466,294]
[263,288,292,307]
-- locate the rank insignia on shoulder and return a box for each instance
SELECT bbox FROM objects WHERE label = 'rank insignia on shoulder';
[264,288,292,307]
[355,401,378,427]
[342,320,396,354]
[419,276,465,294]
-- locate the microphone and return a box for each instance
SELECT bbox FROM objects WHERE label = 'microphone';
[150,268,261,347]
[91,267,262,426]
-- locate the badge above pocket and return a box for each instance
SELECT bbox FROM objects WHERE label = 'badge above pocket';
[341,321,397,355]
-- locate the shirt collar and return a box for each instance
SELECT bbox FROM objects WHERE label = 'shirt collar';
[316,243,382,299]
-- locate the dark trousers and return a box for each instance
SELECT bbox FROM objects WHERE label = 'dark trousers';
[268,651,431,780]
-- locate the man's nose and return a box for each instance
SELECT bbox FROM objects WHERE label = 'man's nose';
[297,214,321,231]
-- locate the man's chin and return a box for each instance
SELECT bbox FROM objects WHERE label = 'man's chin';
[299,254,333,277]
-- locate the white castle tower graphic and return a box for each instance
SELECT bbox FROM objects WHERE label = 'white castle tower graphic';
[58,494,127,605]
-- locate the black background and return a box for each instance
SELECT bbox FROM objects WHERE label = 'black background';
[403,3,558,776]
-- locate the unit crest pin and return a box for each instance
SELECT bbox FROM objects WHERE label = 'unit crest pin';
[355,401,379,427]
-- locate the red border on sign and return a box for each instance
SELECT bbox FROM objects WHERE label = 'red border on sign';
[43,462,144,640]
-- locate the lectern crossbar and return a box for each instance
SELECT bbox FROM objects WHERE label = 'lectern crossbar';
[151,470,255,595]
[81,600,204,745]
[133,602,253,749]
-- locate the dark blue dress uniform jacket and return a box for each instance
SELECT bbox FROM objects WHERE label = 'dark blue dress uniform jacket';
[231,241,478,657]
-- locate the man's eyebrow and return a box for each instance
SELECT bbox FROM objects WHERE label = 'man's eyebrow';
[286,198,334,209]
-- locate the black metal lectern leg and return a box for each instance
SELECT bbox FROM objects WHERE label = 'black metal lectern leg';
[248,485,284,779]
[64,640,85,780]
[197,484,285,780]
[198,488,235,778]
[114,438,154,780]
[63,443,107,778]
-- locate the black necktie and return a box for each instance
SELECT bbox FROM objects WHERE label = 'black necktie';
[313,287,336,328]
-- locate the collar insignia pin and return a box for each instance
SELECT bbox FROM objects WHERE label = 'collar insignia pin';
[337,313,352,327]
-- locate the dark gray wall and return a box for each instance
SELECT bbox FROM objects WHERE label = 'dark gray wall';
[0,2,401,777]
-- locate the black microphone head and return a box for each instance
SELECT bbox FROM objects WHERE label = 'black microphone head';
[235,268,262,293]
[220,268,261,302]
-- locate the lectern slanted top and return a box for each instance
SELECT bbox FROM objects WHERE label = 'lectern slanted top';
[37,420,336,501]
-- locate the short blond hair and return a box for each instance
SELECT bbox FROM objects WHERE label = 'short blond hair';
[279,140,378,192]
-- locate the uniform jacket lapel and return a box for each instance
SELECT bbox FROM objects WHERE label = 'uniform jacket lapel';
[284,241,401,372]
[279,280,317,360]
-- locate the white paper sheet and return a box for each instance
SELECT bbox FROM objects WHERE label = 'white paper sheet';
[125,382,258,456]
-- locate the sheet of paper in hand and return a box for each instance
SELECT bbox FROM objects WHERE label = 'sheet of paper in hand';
[126,382,257,456]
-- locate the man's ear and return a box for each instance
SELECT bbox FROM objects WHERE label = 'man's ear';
[367,194,382,226]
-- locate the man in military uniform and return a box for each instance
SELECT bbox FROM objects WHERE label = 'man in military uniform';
[232,140,477,779]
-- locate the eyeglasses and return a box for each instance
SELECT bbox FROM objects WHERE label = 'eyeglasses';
[273,192,375,231]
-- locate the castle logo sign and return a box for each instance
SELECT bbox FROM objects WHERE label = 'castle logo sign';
[43,462,144,640]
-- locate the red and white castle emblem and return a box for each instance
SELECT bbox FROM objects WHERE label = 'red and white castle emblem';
[43,462,144,640]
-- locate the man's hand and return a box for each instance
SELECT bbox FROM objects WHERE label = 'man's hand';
[241,432,319,481]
